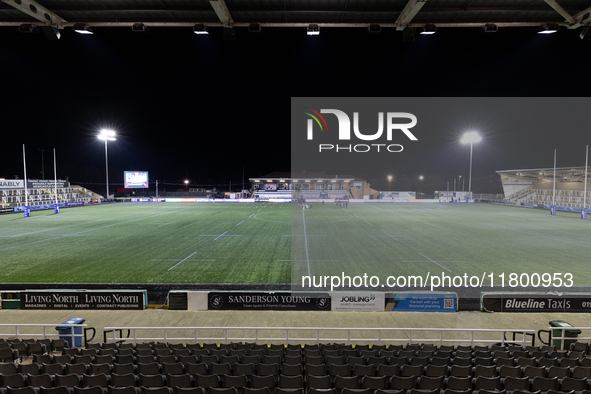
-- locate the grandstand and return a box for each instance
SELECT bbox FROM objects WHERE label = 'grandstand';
[2,308,591,394]
[0,182,101,208]
[498,167,590,210]
[250,173,380,201]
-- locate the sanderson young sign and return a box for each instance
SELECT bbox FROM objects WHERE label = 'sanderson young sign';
[208,292,331,311]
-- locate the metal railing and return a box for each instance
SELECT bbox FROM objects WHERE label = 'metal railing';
[104,326,535,347]
[0,323,87,345]
[543,326,591,350]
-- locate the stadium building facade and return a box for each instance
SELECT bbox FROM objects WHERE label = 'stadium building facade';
[249,172,380,200]
[498,166,590,209]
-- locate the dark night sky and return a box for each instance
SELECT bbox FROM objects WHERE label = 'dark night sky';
[1,25,591,194]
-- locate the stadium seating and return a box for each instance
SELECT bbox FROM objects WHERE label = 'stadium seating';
[3,340,591,394]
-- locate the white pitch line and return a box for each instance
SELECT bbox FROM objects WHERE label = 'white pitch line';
[248,213,254,218]
[418,253,452,272]
[364,221,374,227]
[153,259,215,261]
[284,235,326,237]
[302,210,311,277]
[0,208,188,252]
[236,221,244,226]
[6,214,136,237]
[383,232,402,241]
[214,231,228,241]
[277,260,339,262]
[168,251,198,271]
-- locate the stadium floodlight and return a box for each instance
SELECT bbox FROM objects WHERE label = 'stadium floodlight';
[18,24,39,33]
[460,131,482,144]
[420,24,437,35]
[368,24,381,33]
[307,24,319,36]
[480,24,498,33]
[539,23,559,34]
[248,23,262,33]
[132,23,148,32]
[402,27,416,42]
[460,131,482,199]
[98,129,116,199]
[185,180,189,190]
[73,23,93,34]
[194,24,209,34]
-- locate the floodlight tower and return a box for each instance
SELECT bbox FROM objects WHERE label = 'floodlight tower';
[460,131,482,199]
[98,129,116,199]
[388,175,393,191]
[419,175,424,194]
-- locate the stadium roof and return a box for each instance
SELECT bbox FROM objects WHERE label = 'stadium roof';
[497,166,589,181]
[251,172,358,181]
[1,0,590,32]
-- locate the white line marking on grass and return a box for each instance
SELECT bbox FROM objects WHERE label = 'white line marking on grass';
[236,221,244,226]
[153,259,215,261]
[418,253,452,272]
[198,232,242,240]
[284,235,326,237]
[0,208,189,252]
[278,259,320,262]
[214,231,228,240]
[248,213,254,218]
[7,214,136,237]
[364,221,374,227]
[302,210,311,277]
[382,232,405,241]
[168,251,198,271]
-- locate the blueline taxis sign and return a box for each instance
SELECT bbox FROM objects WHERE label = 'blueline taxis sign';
[21,291,144,310]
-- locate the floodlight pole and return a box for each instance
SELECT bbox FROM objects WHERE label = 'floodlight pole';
[53,148,58,213]
[104,140,110,199]
[39,148,45,180]
[468,142,474,199]
[583,145,588,219]
[23,144,30,217]
[551,149,556,216]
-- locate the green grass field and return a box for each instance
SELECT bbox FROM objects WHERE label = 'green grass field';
[0,202,590,287]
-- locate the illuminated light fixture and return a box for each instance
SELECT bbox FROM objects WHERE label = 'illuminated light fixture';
[420,24,437,35]
[368,24,381,33]
[307,24,319,36]
[253,180,260,182]
[305,180,311,182]
[317,180,323,182]
[279,179,285,182]
[132,23,148,32]
[580,26,591,40]
[193,24,209,34]
[331,180,336,183]
[98,129,116,141]
[460,131,482,144]
[480,24,498,33]
[402,27,416,42]
[248,23,261,33]
[267,180,273,182]
[18,23,39,33]
[40,25,60,40]
[539,23,559,34]
[73,23,93,34]
[292,180,298,182]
